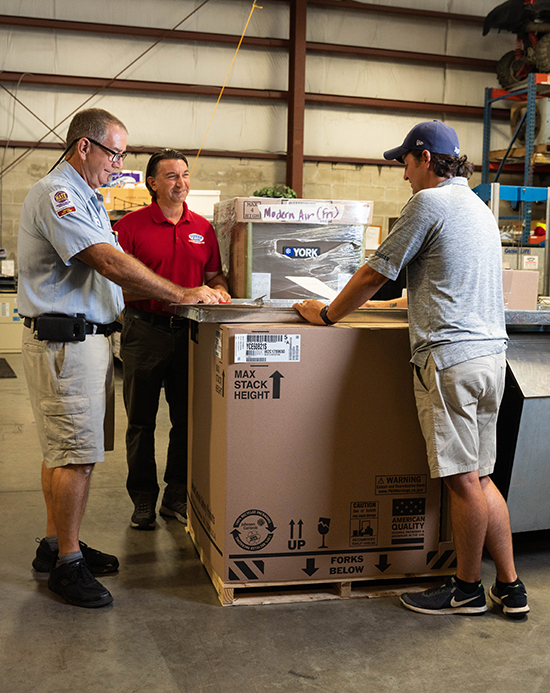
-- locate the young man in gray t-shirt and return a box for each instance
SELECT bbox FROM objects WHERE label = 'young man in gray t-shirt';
[295,120,529,619]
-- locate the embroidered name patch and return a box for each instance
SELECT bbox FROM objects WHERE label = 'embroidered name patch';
[188,233,205,244]
[50,189,77,218]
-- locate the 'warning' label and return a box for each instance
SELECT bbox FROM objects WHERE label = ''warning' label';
[375,474,427,496]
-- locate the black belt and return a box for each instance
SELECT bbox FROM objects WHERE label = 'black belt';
[124,306,188,329]
[23,316,119,336]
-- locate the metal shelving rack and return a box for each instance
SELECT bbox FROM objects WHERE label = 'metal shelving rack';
[478,73,550,244]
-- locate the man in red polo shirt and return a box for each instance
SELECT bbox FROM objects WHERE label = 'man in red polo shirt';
[115,149,230,530]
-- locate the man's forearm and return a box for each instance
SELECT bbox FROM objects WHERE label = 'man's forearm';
[76,243,219,304]
[206,272,229,292]
[326,265,389,322]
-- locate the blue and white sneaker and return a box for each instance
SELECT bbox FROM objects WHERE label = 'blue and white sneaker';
[400,576,487,615]
[489,578,529,619]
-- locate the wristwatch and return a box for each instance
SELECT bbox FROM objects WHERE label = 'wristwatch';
[319,305,336,325]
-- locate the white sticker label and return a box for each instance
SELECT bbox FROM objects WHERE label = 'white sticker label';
[234,334,301,363]
[523,255,539,270]
[251,272,271,300]
[214,329,223,359]
[0,302,9,317]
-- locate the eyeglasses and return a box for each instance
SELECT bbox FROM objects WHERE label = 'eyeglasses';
[86,138,128,163]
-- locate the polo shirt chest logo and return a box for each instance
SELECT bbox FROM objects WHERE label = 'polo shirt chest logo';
[50,189,77,218]
[188,233,205,244]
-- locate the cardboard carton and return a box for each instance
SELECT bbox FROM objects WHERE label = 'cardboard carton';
[213,197,373,300]
[188,321,452,601]
[502,269,539,310]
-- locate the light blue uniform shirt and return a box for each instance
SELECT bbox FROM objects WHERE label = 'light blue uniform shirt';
[367,177,507,369]
[18,160,124,323]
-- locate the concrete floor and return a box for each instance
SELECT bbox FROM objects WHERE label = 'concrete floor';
[1,352,549,693]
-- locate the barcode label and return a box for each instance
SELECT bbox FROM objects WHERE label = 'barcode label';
[234,334,301,363]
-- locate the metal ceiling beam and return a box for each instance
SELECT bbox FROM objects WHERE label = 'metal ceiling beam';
[307,1,484,24]
[0,71,509,120]
[0,140,491,172]
[286,0,307,197]
[0,15,496,73]
[0,14,287,48]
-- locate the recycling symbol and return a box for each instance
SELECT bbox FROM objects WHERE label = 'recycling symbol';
[231,509,277,551]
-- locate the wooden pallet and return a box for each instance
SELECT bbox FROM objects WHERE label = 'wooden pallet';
[187,523,454,607]
[490,142,550,164]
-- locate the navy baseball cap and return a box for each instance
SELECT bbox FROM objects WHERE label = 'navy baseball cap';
[383,120,460,163]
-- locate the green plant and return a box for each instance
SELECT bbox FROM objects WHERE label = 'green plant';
[252,185,297,199]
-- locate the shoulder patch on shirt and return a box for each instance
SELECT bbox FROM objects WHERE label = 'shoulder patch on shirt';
[188,233,205,244]
[50,189,77,218]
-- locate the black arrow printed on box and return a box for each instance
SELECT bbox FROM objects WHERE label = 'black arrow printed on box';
[303,558,319,577]
[269,370,284,399]
[375,554,391,573]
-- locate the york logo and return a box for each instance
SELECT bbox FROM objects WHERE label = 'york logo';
[283,246,320,259]
[188,233,205,244]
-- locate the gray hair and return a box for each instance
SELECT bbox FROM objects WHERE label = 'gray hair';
[66,108,127,150]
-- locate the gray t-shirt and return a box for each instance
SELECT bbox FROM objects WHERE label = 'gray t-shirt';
[367,177,507,369]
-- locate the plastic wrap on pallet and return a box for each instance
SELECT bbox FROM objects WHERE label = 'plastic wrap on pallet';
[214,197,373,300]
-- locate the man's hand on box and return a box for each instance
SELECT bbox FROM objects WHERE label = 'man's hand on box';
[183,286,226,304]
[293,299,327,325]
[212,286,232,303]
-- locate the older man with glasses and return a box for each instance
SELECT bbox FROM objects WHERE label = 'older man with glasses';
[18,108,226,608]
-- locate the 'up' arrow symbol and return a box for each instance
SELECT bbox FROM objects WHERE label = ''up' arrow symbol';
[269,370,284,399]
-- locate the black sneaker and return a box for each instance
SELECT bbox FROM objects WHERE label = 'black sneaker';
[32,538,119,575]
[160,497,187,524]
[489,578,530,618]
[400,576,487,615]
[131,502,156,530]
[48,559,113,608]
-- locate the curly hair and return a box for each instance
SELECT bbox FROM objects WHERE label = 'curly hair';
[409,150,474,179]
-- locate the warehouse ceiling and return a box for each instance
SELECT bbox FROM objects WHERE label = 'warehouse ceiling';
[0,0,515,166]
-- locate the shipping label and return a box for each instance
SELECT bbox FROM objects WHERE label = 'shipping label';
[234,334,300,363]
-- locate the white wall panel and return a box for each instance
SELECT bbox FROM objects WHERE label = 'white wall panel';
[304,107,511,161]
[442,67,502,106]
[0,28,288,91]
[0,0,288,38]
[306,55,446,102]
[0,87,287,153]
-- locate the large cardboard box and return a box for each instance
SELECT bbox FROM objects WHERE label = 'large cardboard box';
[188,321,452,604]
[213,197,372,300]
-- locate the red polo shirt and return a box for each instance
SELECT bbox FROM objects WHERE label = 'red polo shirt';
[114,199,223,316]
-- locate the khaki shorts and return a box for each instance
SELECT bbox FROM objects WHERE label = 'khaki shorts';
[413,352,506,479]
[21,326,113,468]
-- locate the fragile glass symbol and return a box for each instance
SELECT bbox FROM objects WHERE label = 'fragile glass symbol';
[318,517,331,548]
